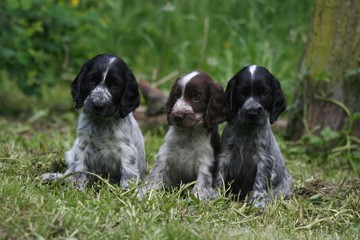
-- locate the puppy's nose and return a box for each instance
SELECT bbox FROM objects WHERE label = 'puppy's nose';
[245,108,260,119]
[172,111,184,122]
[92,101,105,112]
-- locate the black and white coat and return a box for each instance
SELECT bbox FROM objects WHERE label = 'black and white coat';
[215,65,291,207]
[42,54,146,189]
[148,71,227,200]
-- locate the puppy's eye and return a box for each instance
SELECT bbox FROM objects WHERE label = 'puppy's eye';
[89,78,96,85]
[192,94,202,102]
[260,89,270,98]
[173,93,181,99]
[111,82,122,90]
[236,91,247,98]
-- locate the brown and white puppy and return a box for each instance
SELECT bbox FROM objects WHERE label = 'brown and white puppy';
[214,65,291,208]
[147,71,227,200]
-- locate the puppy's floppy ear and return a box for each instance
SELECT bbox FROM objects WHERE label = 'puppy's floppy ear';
[165,80,180,125]
[270,76,287,124]
[224,78,236,121]
[205,83,228,129]
[119,69,140,117]
[71,61,89,109]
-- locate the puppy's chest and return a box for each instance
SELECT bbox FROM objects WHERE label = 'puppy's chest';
[233,134,269,163]
[77,125,131,170]
[165,133,212,169]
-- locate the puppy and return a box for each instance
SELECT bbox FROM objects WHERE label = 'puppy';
[214,65,291,207]
[42,54,146,189]
[147,71,227,200]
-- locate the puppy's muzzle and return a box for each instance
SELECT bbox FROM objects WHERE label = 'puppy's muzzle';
[91,101,106,113]
[170,110,196,127]
[244,107,261,121]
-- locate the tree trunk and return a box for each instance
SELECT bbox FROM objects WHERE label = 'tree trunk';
[288,0,360,139]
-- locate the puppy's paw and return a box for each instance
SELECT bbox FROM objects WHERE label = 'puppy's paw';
[249,191,267,208]
[136,187,146,200]
[213,175,224,189]
[192,186,218,200]
[120,179,130,190]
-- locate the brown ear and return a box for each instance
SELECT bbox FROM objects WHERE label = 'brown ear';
[205,83,228,129]
[166,80,181,125]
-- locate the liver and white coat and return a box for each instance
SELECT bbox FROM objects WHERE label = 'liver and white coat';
[148,71,227,200]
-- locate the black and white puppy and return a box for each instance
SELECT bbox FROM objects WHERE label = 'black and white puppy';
[42,54,146,189]
[214,65,291,207]
[148,71,227,200]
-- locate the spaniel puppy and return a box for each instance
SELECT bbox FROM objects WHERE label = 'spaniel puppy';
[147,71,227,200]
[214,65,291,208]
[42,54,146,189]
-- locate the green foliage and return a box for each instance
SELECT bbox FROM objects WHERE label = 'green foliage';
[291,124,360,175]
[0,117,359,239]
[1,0,312,99]
[297,94,360,173]
[1,0,105,96]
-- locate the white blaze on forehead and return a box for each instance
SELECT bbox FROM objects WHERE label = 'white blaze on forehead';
[171,71,200,114]
[179,71,200,94]
[172,96,193,113]
[248,65,257,78]
[102,57,117,82]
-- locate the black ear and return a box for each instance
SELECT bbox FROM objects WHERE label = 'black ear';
[71,62,89,109]
[224,78,236,122]
[270,76,287,124]
[165,80,180,125]
[205,83,228,129]
[119,69,140,117]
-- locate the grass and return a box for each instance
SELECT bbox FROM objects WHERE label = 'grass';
[0,115,359,239]
[1,0,359,239]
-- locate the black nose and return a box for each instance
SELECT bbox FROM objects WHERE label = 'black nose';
[244,108,260,119]
[92,101,106,112]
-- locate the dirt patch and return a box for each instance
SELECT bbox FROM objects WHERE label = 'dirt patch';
[294,178,360,199]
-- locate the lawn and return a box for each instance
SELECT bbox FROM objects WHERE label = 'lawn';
[0,113,359,239]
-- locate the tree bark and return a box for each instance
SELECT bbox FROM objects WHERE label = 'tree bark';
[288,0,360,139]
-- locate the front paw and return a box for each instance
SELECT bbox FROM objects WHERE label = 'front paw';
[71,174,88,190]
[120,169,138,190]
[249,191,266,208]
[136,186,146,200]
[213,175,224,189]
[120,179,131,190]
[192,186,218,200]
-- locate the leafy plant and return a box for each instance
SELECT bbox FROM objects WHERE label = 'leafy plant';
[1,0,106,96]
[1,0,312,99]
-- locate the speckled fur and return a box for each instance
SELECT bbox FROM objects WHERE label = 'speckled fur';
[42,54,146,189]
[149,126,219,199]
[63,113,146,189]
[214,65,291,208]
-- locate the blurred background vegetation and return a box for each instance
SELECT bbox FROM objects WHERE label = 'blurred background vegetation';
[1,0,312,115]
